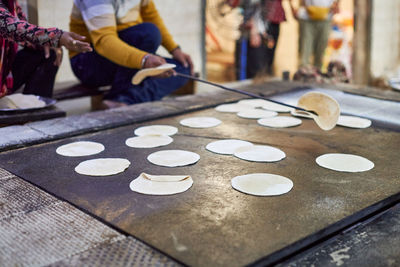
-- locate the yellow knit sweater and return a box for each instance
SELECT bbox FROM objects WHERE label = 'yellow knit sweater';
[69,0,178,69]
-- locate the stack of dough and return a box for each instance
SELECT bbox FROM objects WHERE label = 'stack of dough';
[130,173,193,195]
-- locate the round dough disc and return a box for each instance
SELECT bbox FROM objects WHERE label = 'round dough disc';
[215,103,253,113]
[258,116,302,128]
[238,99,270,108]
[231,173,293,196]
[180,117,221,128]
[134,125,178,136]
[132,63,176,85]
[234,145,286,162]
[56,141,105,157]
[125,135,173,148]
[206,139,253,155]
[297,92,340,131]
[337,115,372,129]
[147,150,200,167]
[130,173,193,195]
[316,153,374,172]
[290,109,313,119]
[237,109,278,119]
[75,158,130,176]
[261,101,293,113]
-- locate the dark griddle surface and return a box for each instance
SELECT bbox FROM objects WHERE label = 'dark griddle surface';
[1,106,399,266]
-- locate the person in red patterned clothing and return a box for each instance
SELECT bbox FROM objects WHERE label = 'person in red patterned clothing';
[0,0,92,99]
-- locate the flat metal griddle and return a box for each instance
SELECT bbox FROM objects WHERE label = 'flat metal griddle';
[1,95,400,266]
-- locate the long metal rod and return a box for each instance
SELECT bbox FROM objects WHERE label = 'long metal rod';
[176,73,316,115]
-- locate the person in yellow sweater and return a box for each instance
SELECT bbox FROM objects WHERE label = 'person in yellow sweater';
[70,0,193,108]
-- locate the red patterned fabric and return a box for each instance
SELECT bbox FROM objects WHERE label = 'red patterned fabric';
[264,0,286,24]
[0,0,63,97]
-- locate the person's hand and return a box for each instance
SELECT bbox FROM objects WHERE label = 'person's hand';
[59,31,92,53]
[143,54,174,78]
[171,47,194,75]
[43,45,63,66]
[143,54,167,68]
[52,48,63,66]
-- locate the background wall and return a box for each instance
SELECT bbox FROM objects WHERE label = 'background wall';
[31,0,203,84]
[370,0,400,79]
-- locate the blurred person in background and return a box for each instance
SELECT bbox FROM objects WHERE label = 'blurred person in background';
[290,0,340,69]
[0,0,91,99]
[228,0,289,79]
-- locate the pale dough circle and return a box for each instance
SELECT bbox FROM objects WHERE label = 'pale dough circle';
[131,63,176,85]
[237,109,278,119]
[290,109,313,119]
[297,92,340,131]
[258,116,302,128]
[134,125,178,136]
[215,103,253,113]
[130,173,193,195]
[337,115,372,129]
[206,139,253,155]
[234,145,286,162]
[261,101,293,113]
[147,150,200,167]
[180,117,221,128]
[231,173,293,196]
[56,141,105,157]
[75,158,130,176]
[316,153,374,172]
[238,99,270,108]
[125,135,173,148]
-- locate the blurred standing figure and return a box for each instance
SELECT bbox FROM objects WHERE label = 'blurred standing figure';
[228,0,287,79]
[0,0,91,98]
[262,0,286,75]
[291,0,339,69]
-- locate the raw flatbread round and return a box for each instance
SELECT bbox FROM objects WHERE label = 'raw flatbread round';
[290,109,313,119]
[134,125,178,136]
[316,153,374,172]
[298,92,340,131]
[234,145,286,162]
[261,101,293,113]
[238,99,270,108]
[180,117,221,128]
[237,109,278,119]
[337,115,372,129]
[215,103,253,113]
[141,173,190,182]
[125,135,173,148]
[147,150,200,167]
[131,63,176,85]
[232,173,293,196]
[75,158,130,176]
[56,141,105,157]
[206,139,253,155]
[258,116,302,128]
[130,173,193,195]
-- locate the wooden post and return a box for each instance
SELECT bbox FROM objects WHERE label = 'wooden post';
[352,0,372,85]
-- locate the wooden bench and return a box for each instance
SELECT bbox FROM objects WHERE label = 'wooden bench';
[53,75,197,110]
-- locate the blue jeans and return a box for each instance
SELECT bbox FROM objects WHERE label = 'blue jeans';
[70,23,190,104]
